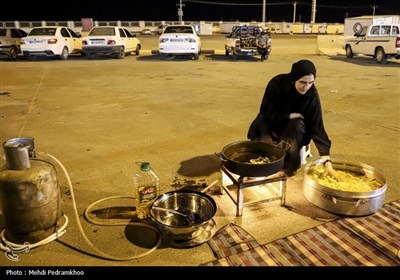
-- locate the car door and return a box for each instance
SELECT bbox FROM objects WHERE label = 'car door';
[67,28,82,53]
[119,28,133,53]
[125,29,140,52]
[9,28,27,55]
[59,27,75,54]
[363,25,382,55]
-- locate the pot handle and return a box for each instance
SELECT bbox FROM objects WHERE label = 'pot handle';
[215,152,228,162]
[276,140,291,152]
[322,194,337,204]
[206,218,217,231]
[323,194,363,207]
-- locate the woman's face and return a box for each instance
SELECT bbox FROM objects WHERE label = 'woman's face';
[294,74,315,95]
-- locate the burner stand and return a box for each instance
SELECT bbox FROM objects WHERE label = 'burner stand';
[220,165,287,216]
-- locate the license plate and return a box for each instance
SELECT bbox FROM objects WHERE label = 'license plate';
[91,40,105,45]
[30,39,44,44]
[170,39,184,42]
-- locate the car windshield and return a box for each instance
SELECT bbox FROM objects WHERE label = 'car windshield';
[235,27,260,37]
[0,29,6,36]
[29,28,57,36]
[164,26,193,34]
[89,28,116,36]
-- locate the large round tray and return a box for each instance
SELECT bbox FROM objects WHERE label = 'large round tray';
[303,159,387,216]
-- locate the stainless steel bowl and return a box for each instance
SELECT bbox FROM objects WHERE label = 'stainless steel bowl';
[149,190,217,241]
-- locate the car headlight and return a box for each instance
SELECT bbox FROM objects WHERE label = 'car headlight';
[160,38,169,43]
[185,38,196,43]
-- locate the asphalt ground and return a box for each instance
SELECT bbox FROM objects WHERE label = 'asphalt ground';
[0,34,399,271]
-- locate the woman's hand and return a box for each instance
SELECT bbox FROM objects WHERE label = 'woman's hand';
[289,113,304,119]
[323,160,339,181]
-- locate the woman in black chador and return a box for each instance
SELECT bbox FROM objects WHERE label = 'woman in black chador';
[247,59,335,177]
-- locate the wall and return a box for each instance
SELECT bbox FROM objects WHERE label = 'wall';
[1,19,345,35]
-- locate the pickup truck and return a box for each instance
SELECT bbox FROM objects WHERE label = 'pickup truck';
[343,24,400,64]
[225,26,270,61]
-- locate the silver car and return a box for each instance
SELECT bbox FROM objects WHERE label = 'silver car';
[0,28,27,60]
[82,26,141,59]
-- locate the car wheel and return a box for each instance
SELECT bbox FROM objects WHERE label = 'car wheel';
[193,53,199,60]
[375,47,387,64]
[116,47,125,59]
[134,45,140,55]
[160,53,168,60]
[232,51,238,61]
[59,47,69,60]
[345,45,354,58]
[8,47,18,61]
[225,49,229,56]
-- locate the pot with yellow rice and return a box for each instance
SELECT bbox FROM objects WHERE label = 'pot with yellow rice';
[303,159,387,216]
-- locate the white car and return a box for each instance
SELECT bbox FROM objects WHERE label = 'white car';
[141,29,152,35]
[158,25,201,60]
[20,26,82,60]
[82,26,141,59]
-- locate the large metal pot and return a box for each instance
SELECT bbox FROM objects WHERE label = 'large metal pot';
[149,190,217,241]
[303,159,387,216]
[220,140,286,177]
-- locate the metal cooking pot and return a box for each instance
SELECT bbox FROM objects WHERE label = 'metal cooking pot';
[303,159,387,216]
[220,140,287,177]
[149,190,217,241]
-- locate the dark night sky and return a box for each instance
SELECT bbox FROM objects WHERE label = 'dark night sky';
[1,0,399,23]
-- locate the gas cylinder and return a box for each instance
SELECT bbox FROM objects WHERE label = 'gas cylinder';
[0,137,63,244]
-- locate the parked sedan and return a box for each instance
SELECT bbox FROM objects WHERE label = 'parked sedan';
[82,26,141,59]
[158,25,201,60]
[0,27,27,60]
[141,29,152,35]
[20,26,82,60]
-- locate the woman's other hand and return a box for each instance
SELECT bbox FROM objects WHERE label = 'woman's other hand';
[289,113,304,119]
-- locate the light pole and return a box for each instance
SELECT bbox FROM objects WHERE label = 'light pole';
[311,0,316,24]
[262,0,266,25]
[177,0,185,24]
[372,5,378,16]
[292,2,297,24]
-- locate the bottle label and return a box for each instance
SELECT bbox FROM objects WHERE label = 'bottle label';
[138,186,157,202]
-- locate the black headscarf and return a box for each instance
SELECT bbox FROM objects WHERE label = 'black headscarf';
[290,60,317,82]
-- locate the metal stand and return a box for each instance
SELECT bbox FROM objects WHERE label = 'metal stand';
[220,165,287,217]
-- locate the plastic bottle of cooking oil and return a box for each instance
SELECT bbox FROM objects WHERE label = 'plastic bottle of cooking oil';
[134,162,159,219]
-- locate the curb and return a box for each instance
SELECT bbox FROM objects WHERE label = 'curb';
[141,50,226,55]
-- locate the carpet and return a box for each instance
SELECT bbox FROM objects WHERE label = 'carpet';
[202,200,400,266]
[206,223,261,259]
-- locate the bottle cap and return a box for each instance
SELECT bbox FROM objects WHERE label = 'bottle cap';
[140,162,151,171]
